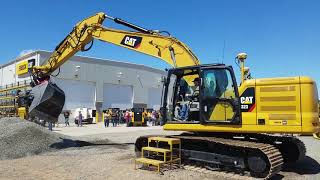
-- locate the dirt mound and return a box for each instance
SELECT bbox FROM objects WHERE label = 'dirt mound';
[0,117,77,160]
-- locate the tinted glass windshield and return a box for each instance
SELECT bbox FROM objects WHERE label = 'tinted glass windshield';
[203,69,236,99]
[201,68,237,122]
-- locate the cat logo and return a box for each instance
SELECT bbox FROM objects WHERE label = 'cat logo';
[120,35,142,48]
[240,87,255,112]
[240,96,253,104]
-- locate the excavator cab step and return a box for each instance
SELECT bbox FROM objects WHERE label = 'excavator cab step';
[29,81,65,123]
[135,136,181,173]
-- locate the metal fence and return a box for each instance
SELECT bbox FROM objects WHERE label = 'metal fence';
[0,80,31,117]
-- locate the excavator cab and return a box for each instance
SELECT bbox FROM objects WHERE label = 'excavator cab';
[29,81,65,123]
[161,64,241,125]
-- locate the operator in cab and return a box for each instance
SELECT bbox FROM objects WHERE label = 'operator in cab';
[192,77,200,101]
[174,76,201,121]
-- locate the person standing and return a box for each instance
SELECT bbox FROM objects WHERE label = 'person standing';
[125,110,130,126]
[142,110,148,126]
[122,110,126,124]
[48,122,53,131]
[142,110,148,119]
[155,110,160,126]
[147,111,152,126]
[103,111,106,127]
[111,110,116,127]
[64,111,70,126]
[151,110,157,126]
[104,110,111,127]
[116,110,120,125]
[128,110,133,126]
[78,111,83,127]
[119,111,124,124]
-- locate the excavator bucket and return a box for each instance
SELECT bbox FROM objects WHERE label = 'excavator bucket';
[29,81,65,123]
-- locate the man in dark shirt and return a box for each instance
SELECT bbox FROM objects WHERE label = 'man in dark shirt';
[78,111,83,127]
[111,110,117,127]
[64,111,70,126]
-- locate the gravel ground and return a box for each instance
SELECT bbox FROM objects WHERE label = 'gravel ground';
[0,122,319,180]
[0,118,72,160]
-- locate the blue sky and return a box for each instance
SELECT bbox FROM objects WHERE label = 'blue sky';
[1,0,319,94]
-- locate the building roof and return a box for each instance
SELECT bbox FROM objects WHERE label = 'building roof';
[1,50,166,75]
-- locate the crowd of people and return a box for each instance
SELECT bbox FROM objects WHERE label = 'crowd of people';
[103,109,131,127]
[56,108,162,130]
[142,110,161,126]
[103,109,161,128]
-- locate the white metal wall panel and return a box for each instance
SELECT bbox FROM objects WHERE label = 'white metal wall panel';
[55,79,96,110]
[147,88,162,110]
[103,83,133,110]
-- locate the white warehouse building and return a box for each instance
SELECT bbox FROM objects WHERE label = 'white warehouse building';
[0,50,166,121]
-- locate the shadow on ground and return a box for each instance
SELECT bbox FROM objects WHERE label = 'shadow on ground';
[283,156,320,175]
[50,138,133,150]
[270,156,320,180]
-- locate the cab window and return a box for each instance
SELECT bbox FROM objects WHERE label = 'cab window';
[201,68,237,122]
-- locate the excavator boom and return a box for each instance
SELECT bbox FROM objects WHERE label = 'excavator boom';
[29,12,200,122]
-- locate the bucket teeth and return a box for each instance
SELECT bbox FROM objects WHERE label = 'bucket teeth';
[29,81,65,123]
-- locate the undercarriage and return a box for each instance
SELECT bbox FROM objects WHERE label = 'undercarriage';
[135,133,306,179]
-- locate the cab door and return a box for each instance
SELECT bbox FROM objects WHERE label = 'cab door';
[199,66,241,125]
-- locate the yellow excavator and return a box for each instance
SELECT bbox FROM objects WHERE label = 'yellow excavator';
[21,12,319,179]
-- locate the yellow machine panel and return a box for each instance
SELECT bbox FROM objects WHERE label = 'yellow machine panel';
[164,76,320,135]
[255,77,302,127]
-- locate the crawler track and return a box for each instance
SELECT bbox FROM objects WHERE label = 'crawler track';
[172,135,283,179]
[182,164,254,180]
[251,134,306,163]
[135,134,284,179]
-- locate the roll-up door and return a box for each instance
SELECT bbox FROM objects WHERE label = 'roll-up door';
[55,79,96,110]
[147,88,162,110]
[103,83,133,110]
